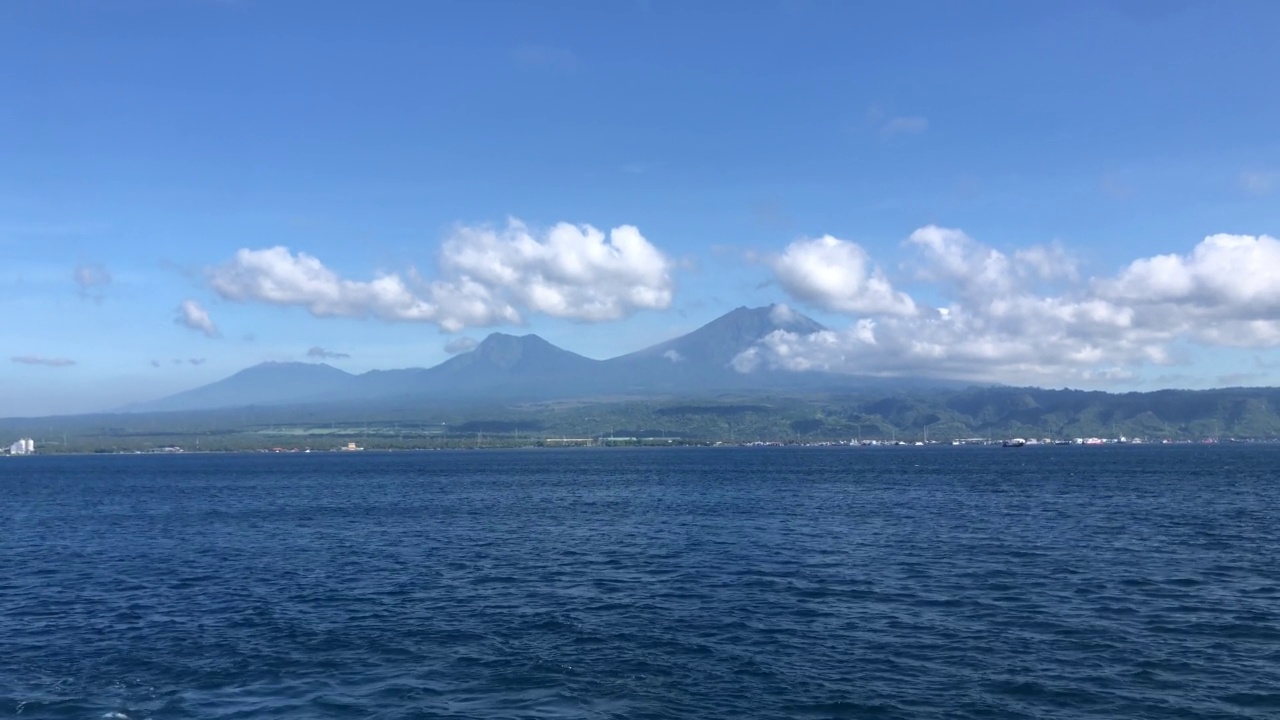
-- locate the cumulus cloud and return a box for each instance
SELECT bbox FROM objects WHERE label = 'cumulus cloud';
[175,299,219,338]
[662,349,685,363]
[307,346,351,359]
[208,247,475,326]
[443,337,478,355]
[441,220,675,321]
[12,355,76,367]
[771,235,916,316]
[1103,233,1280,311]
[750,227,1280,385]
[207,219,676,332]
[906,226,1077,298]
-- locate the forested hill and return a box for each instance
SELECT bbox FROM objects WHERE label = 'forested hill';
[4,385,1280,453]
[846,385,1280,440]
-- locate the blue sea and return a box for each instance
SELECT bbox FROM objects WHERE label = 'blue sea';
[2,446,1278,719]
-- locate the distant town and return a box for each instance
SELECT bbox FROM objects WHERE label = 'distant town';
[4,437,34,456]
[1,432,1257,456]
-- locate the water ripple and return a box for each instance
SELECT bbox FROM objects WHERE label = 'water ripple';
[2,446,1279,719]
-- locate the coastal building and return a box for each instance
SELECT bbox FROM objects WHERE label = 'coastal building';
[7,437,34,455]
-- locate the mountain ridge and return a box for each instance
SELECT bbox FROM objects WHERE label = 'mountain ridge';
[124,305,921,413]
[125,361,356,413]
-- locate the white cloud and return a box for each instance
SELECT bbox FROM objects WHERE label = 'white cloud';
[207,246,490,330]
[662,349,684,363]
[12,355,76,367]
[1103,233,1280,315]
[1240,171,1274,195]
[906,225,1015,297]
[750,227,1280,385]
[1099,173,1135,200]
[735,300,1162,386]
[879,115,929,139]
[621,161,661,175]
[73,263,111,289]
[1195,320,1280,348]
[73,263,112,302]
[441,220,675,321]
[175,299,219,338]
[208,220,676,332]
[905,226,1078,298]
[443,337,478,354]
[511,44,578,71]
[1013,242,1078,283]
[864,105,929,140]
[307,347,350,359]
[771,235,917,317]
[768,303,800,324]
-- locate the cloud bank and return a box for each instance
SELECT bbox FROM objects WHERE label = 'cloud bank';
[207,219,676,333]
[742,228,1280,385]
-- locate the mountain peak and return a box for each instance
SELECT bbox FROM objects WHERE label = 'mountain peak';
[716,304,825,334]
[244,360,340,372]
[616,304,826,368]
[469,333,554,368]
[125,360,354,413]
[444,331,594,375]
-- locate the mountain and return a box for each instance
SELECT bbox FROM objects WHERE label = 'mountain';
[124,305,923,413]
[601,304,829,392]
[431,332,601,383]
[128,362,356,413]
[618,304,825,368]
[30,384,1280,452]
[349,333,605,400]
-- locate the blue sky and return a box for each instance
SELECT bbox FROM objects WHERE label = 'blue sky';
[3,0,1279,416]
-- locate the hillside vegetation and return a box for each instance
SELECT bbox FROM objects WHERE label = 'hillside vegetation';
[4,386,1277,453]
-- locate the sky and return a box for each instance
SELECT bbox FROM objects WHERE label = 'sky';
[2,0,1280,416]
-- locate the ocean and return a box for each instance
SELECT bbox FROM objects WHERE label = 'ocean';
[2,446,1278,719]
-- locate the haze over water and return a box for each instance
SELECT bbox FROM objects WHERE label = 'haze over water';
[3,447,1278,719]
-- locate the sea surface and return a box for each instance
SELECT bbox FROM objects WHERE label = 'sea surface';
[2,446,1278,719]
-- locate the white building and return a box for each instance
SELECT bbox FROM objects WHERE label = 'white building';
[8,438,34,455]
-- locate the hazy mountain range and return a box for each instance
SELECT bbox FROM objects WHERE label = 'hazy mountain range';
[128,305,945,413]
